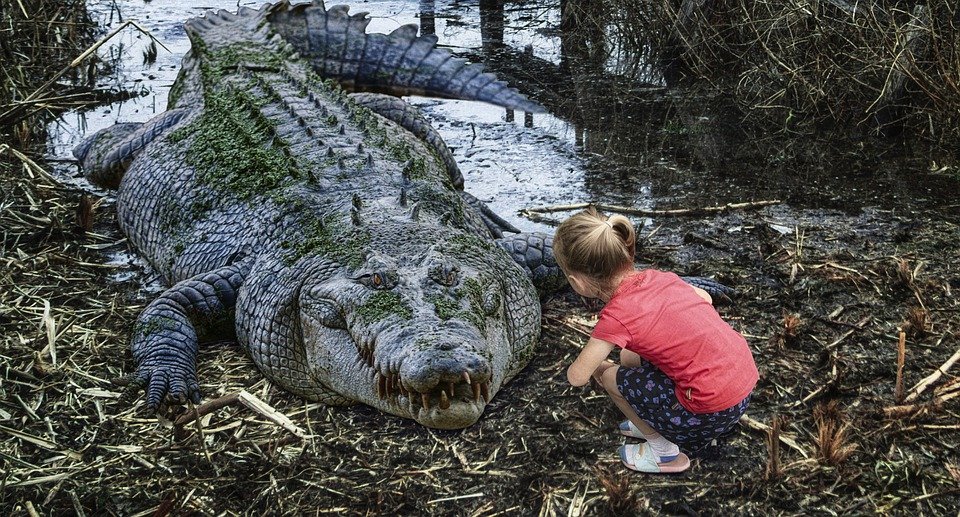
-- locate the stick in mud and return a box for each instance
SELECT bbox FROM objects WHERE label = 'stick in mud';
[520,199,781,219]
[895,329,906,403]
[904,344,960,403]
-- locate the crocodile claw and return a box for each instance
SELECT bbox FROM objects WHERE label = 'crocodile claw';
[117,363,201,411]
[460,191,520,238]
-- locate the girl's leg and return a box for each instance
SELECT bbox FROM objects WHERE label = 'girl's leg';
[600,366,656,435]
[601,366,680,461]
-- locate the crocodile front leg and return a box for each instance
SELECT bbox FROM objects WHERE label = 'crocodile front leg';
[124,261,250,409]
[497,232,567,295]
[497,233,736,302]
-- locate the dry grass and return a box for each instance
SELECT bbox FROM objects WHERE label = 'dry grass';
[770,312,803,349]
[813,401,858,467]
[593,465,645,514]
[5,152,959,513]
[569,0,960,155]
[0,0,96,137]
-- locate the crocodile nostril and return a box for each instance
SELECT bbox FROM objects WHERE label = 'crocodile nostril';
[438,342,455,351]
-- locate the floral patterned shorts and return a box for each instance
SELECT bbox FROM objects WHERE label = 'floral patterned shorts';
[617,362,750,453]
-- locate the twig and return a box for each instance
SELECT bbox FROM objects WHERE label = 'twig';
[187,400,214,465]
[739,415,808,458]
[895,329,906,403]
[0,144,59,184]
[237,390,306,439]
[174,393,240,427]
[825,316,872,350]
[765,414,782,480]
[904,343,960,403]
[883,379,960,418]
[520,199,781,219]
[174,390,305,438]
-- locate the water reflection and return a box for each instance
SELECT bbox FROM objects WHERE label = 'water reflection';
[43,0,954,223]
[467,0,956,211]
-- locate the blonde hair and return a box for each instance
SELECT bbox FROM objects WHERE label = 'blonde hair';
[553,206,636,285]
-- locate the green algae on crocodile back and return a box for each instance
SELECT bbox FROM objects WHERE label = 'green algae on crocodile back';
[72,1,564,429]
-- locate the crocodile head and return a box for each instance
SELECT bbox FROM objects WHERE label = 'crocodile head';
[295,224,538,429]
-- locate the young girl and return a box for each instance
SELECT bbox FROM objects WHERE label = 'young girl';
[554,208,758,473]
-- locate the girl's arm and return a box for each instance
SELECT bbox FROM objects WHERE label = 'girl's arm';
[567,338,617,386]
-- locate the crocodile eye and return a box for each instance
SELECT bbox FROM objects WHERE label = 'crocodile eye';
[364,270,397,290]
[429,263,459,286]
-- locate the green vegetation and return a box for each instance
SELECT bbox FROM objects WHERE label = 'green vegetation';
[281,216,370,268]
[132,316,179,340]
[355,291,412,323]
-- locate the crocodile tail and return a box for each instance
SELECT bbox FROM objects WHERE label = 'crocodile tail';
[73,109,191,189]
[267,1,545,113]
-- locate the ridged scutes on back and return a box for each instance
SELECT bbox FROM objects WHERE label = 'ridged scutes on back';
[183,3,273,51]
[268,2,544,113]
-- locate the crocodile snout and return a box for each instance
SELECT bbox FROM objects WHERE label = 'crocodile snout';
[399,342,491,394]
[368,338,494,428]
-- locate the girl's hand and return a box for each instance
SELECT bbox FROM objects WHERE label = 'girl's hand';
[592,360,616,381]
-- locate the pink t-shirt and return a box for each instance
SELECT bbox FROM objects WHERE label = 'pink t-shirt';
[592,270,758,413]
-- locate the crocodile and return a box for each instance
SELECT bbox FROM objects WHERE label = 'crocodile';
[73,0,566,429]
[75,1,730,429]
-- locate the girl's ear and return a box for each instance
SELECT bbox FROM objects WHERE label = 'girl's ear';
[567,274,594,298]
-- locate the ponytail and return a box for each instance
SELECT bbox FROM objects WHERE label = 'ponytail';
[553,207,636,282]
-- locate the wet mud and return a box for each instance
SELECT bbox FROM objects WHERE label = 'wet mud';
[2,0,959,515]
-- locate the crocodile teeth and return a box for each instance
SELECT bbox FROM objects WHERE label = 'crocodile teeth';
[421,392,430,411]
[463,372,472,385]
[472,382,481,402]
[439,389,450,410]
[376,373,384,399]
[481,382,490,403]
[448,382,455,397]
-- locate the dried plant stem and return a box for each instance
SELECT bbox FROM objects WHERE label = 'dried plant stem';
[765,414,782,480]
[884,378,960,418]
[904,344,960,403]
[740,415,808,458]
[895,329,906,403]
[521,199,781,219]
[0,19,167,126]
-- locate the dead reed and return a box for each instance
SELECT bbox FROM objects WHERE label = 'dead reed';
[813,401,858,467]
[578,0,960,153]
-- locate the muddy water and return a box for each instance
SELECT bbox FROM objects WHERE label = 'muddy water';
[46,0,584,235]
[45,0,958,246]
